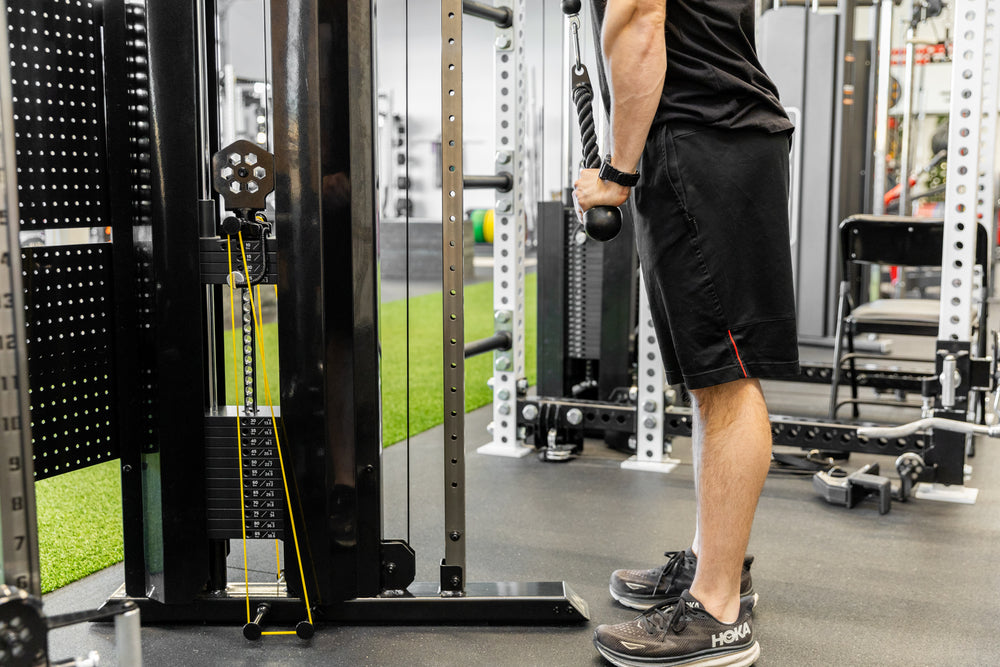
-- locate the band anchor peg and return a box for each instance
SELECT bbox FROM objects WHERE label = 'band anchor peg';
[242,603,270,640]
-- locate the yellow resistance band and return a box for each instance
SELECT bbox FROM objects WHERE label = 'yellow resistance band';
[238,232,314,627]
[260,285,283,596]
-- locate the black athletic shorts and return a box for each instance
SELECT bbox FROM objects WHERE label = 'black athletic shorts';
[633,123,800,390]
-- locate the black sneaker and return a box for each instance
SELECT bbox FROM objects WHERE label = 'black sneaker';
[593,590,759,667]
[609,549,756,611]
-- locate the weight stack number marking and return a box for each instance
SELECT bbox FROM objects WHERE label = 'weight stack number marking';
[205,413,285,540]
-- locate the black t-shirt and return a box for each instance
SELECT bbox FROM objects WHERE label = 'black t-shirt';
[657,0,792,133]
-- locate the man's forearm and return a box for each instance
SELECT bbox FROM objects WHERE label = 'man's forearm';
[602,1,666,174]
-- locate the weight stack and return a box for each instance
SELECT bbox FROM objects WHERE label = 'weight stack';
[205,411,286,540]
[536,200,637,404]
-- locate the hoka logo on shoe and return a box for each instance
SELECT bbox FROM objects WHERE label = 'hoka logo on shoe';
[625,583,645,590]
[711,621,750,648]
[620,642,645,650]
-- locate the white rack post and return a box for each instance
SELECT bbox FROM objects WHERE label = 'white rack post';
[939,0,990,345]
[622,274,680,473]
[871,0,895,215]
[479,0,532,457]
[915,0,995,504]
[977,0,1000,255]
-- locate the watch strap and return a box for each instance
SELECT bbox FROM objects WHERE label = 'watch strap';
[598,154,640,187]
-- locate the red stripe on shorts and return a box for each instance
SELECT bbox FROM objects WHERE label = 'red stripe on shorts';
[728,330,748,378]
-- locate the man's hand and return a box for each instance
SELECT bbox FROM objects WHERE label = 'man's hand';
[573,168,631,221]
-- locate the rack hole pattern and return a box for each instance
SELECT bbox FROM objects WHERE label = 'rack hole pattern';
[7,0,108,231]
[514,1,526,364]
[941,0,987,342]
[21,245,116,479]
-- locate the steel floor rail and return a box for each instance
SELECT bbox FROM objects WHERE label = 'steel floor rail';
[519,396,930,457]
[104,581,589,625]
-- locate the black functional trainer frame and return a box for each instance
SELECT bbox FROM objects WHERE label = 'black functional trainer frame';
[88,0,586,626]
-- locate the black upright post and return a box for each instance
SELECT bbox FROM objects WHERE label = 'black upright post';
[101,0,147,599]
[126,0,209,604]
[273,0,383,604]
[536,202,568,397]
[834,0,871,234]
[928,342,973,486]
[341,3,384,599]
[597,209,637,401]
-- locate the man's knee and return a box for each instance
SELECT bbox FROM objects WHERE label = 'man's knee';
[690,378,765,422]
[690,377,761,403]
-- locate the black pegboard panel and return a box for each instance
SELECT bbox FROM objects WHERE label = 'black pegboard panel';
[22,244,116,479]
[7,0,108,230]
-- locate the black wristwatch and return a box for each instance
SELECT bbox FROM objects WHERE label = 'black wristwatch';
[598,154,640,187]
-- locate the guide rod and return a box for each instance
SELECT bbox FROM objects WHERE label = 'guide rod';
[463,173,513,192]
[462,0,513,28]
[464,333,512,359]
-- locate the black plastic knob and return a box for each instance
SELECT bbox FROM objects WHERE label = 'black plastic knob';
[221,215,242,236]
[562,0,582,15]
[583,206,622,242]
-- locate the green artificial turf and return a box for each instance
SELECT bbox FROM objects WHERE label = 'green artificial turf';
[380,273,538,444]
[219,274,538,444]
[36,273,537,591]
[34,460,124,593]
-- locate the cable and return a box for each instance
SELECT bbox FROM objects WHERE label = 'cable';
[404,0,412,546]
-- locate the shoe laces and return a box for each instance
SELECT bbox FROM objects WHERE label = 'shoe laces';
[638,597,690,637]
[653,550,687,593]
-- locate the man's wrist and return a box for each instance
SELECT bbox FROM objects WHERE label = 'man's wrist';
[609,154,639,173]
[598,154,640,187]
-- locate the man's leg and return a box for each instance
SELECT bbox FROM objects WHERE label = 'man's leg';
[688,377,771,624]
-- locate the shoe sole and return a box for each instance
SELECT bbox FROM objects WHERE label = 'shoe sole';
[610,589,759,613]
[594,640,760,667]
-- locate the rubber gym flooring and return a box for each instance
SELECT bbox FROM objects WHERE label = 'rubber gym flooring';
[44,360,1000,666]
